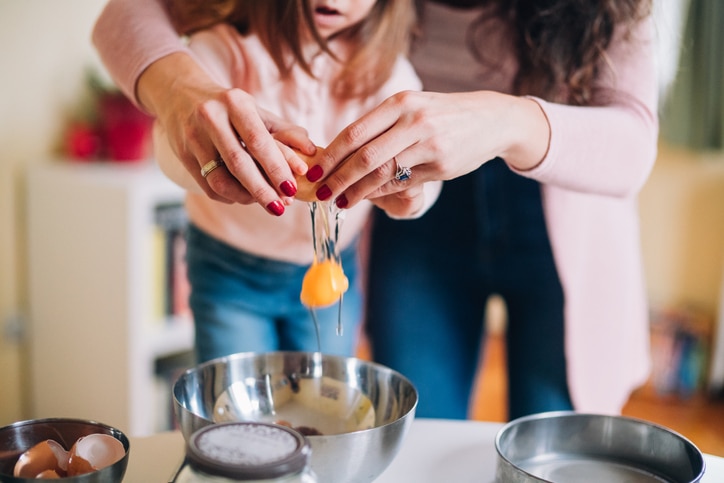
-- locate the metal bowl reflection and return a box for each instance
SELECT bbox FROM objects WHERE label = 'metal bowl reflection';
[495,411,706,482]
[173,351,418,483]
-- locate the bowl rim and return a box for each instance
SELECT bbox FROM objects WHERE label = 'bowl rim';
[0,417,130,451]
[494,410,706,481]
[172,350,419,438]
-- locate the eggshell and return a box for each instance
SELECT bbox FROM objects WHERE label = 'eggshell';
[67,433,125,476]
[294,148,324,202]
[13,439,68,478]
[35,469,61,478]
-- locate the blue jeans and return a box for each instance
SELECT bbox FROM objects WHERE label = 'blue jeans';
[185,224,362,363]
[366,158,573,420]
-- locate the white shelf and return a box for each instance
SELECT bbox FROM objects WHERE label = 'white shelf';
[27,160,193,436]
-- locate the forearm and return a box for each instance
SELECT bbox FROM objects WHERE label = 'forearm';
[92,0,190,108]
[510,18,659,198]
[137,51,219,118]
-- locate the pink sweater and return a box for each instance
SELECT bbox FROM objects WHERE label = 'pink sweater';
[93,0,659,414]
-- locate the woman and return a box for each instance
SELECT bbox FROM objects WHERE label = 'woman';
[92,0,657,418]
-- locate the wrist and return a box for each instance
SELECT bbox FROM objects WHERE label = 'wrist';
[137,52,209,116]
[503,97,551,171]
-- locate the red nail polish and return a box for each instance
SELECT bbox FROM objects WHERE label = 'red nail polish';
[316,185,332,201]
[306,165,324,182]
[335,194,348,209]
[266,200,285,216]
[280,180,297,197]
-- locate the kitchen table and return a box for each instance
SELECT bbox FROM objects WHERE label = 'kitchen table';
[126,418,724,482]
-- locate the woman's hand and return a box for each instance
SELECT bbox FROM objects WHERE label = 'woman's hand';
[368,185,427,219]
[138,52,316,214]
[317,90,550,208]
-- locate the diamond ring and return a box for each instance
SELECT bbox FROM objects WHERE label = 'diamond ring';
[394,157,412,182]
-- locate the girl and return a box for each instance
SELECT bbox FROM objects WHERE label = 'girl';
[151,0,440,363]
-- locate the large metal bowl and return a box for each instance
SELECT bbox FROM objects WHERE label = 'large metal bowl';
[495,411,706,482]
[0,418,129,482]
[173,351,418,483]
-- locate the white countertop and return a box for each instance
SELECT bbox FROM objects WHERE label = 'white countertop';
[127,418,724,482]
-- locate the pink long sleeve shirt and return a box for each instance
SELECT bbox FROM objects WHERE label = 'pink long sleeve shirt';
[93,0,658,414]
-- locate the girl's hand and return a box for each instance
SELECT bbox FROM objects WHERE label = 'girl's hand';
[317,90,550,208]
[139,52,316,213]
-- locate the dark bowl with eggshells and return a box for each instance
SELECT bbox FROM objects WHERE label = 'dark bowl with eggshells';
[0,418,129,482]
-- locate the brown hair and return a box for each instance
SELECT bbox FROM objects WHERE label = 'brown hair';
[430,0,652,105]
[166,0,417,99]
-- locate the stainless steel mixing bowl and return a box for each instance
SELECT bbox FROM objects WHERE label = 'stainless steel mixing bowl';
[0,418,129,482]
[495,411,706,483]
[173,351,418,483]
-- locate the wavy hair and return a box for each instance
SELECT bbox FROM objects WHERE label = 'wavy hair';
[430,0,652,105]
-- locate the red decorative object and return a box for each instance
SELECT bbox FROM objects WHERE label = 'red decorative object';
[65,122,102,161]
[99,93,153,162]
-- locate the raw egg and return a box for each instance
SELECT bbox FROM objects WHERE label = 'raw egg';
[300,259,349,308]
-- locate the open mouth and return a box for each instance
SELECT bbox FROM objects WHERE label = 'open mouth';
[315,6,341,16]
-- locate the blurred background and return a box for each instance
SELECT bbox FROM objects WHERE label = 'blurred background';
[0,0,722,453]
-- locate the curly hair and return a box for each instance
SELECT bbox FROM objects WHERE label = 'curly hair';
[435,0,652,105]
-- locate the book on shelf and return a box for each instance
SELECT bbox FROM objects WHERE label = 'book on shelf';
[649,305,713,399]
[153,349,196,432]
[707,265,724,399]
[152,202,191,323]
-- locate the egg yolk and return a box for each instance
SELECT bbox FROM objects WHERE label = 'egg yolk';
[300,259,349,308]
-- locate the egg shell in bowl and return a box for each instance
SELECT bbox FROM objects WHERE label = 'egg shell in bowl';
[0,418,129,482]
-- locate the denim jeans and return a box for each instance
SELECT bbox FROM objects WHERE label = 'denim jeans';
[366,158,573,420]
[185,224,362,363]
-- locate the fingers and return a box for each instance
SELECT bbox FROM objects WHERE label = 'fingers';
[332,146,430,210]
[320,92,418,186]
[180,106,254,205]
[368,184,426,219]
[205,90,294,213]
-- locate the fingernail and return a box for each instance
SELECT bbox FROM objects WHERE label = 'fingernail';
[280,180,297,197]
[335,194,348,209]
[316,185,332,201]
[266,200,285,216]
[306,165,324,182]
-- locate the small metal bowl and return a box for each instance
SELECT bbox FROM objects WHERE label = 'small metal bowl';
[173,351,418,483]
[0,418,129,482]
[495,411,705,483]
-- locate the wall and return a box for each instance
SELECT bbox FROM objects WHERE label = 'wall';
[0,0,105,425]
[640,144,724,314]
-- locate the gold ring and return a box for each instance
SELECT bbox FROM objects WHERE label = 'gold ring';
[201,158,224,178]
